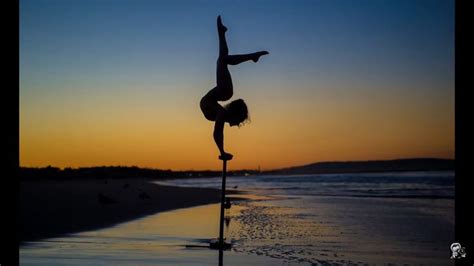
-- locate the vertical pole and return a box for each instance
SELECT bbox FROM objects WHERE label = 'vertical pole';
[219,159,227,248]
[218,249,223,266]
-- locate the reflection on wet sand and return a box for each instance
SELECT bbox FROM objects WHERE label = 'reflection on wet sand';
[20,198,282,266]
[21,188,453,265]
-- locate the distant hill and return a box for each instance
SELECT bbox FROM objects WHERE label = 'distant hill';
[263,158,454,175]
[20,158,454,180]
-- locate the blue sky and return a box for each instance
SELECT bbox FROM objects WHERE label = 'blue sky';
[20,0,455,170]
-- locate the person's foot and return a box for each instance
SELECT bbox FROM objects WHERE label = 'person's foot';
[252,51,269,62]
[217,15,227,33]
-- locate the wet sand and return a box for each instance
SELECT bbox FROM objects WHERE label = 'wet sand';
[20,186,454,265]
[19,179,227,243]
[20,173,454,265]
[228,195,454,265]
[20,202,284,266]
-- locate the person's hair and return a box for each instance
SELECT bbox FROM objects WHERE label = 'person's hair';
[224,98,250,127]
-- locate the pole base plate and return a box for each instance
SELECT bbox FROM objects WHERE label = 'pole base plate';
[209,239,232,250]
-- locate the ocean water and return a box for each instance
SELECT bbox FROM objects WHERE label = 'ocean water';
[157,171,455,265]
[21,171,454,265]
[156,171,454,199]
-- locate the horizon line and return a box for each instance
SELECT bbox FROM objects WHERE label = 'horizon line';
[19,157,455,172]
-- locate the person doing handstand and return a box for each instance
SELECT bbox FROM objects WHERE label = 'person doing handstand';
[200,16,269,161]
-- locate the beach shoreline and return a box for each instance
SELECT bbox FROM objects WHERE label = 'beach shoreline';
[19,178,230,243]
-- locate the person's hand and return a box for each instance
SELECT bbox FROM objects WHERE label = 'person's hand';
[219,152,233,161]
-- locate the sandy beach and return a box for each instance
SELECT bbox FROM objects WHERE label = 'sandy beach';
[20,172,454,265]
[19,178,225,243]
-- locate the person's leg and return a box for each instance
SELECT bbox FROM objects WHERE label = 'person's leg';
[217,16,268,65]
[214,16,269,100]
[215,60,233,101]
[226,51,269,65]
[215,16,233,101]
[217,16,228,58]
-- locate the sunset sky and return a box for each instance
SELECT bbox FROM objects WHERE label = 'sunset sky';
[20,0,454,171]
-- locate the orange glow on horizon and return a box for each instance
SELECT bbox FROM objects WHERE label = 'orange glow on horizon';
[20,84,454,171]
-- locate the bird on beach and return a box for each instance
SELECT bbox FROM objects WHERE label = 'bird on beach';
[138,190,151,200]
[98,192,118,205]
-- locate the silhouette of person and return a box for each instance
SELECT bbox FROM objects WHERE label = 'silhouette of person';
[200,16,268,161]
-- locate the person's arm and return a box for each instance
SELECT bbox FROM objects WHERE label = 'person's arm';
[213,111,233,160]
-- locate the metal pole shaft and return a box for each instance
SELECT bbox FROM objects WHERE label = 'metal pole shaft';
[219,159,227,248]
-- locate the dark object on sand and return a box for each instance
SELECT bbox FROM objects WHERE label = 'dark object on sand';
[98,193,117,204]
[139,191,151,200]
[186,239,231,250]
[224,198,231,209]
[209,238,232,250]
